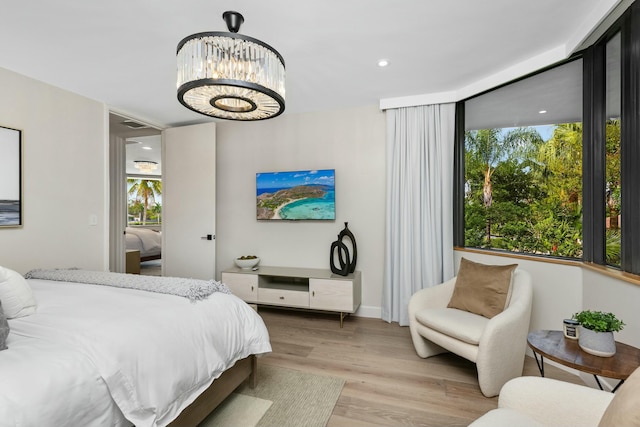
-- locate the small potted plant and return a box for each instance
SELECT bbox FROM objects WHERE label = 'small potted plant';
[573,310,625,357]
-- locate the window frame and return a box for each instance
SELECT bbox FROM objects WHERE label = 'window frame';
[454,2,640,276]
[620,4,640,274]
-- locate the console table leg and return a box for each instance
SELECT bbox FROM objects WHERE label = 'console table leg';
[339,312,347,328]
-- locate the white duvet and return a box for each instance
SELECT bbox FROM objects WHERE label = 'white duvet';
[0,334,127,427]
[126,227,162,256]
[3,279,271,427]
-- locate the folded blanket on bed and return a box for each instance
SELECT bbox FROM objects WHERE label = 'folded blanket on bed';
[24,269,230,301]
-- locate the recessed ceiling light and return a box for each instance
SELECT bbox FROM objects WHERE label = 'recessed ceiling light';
[539,110,547,114]
[142,146,152,150]
[378,59,389,67]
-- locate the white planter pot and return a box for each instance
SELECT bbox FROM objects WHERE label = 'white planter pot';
[578,326,616,357]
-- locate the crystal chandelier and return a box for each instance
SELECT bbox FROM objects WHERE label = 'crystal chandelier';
[134,161,158,174]
[176,11,286,121]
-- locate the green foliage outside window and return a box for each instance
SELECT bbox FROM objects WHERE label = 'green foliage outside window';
[605,119,621,266]
[464,121,621,260]
[128,178,162,225]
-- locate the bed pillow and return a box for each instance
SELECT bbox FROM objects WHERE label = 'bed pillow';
[447,258,517,319]
[0,266,37,318]
[0,301,9,350]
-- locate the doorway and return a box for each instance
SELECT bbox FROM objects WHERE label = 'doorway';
[109,112,163,276]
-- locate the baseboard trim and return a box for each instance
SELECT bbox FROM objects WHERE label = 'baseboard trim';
[354,305,382,319]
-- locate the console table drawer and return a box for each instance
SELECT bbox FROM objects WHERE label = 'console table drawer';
[259,288,309,308]
[221,272,258,303]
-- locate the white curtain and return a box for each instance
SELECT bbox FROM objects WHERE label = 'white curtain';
[382,104,456,325]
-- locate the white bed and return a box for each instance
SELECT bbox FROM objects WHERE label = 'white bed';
[0,271,271,427]
[0,333,126,426]
[126,227,162,261]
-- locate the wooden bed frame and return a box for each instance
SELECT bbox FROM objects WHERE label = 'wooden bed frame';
[167,355,257,426]
[140,253,161,262]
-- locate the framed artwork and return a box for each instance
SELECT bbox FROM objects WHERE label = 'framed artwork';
[0,126,22,228]
[256,169,335,220]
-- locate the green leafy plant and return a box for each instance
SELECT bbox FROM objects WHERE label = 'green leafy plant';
[573,310,625,333]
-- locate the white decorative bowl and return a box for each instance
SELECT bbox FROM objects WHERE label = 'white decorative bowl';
[235,257,260,270]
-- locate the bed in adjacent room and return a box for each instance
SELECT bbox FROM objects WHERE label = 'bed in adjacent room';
[0,266,271,427]
[126,226,162,261]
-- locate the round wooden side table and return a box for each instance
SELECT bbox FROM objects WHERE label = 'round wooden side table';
[527,330,640,392]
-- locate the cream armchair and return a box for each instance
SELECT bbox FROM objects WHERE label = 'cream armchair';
[408,269,533,397]
[468,368,640,427]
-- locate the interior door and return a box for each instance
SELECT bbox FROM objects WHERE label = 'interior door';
[162,122,216,279]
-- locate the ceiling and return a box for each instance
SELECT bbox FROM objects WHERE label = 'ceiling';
[109,113,162,177]
[0,1,619,129]
[125,135,162,177]
[465,59,584,131]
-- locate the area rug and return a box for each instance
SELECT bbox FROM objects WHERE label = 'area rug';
[199,364,345,427]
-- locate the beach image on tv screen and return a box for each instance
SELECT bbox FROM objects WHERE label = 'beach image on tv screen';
[256,169,335,220]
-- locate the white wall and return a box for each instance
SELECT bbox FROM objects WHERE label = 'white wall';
[583,269,640,348]
[0,67,108,274]
[216,105,386,316]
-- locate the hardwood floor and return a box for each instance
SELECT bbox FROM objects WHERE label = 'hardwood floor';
[256,307,584,427]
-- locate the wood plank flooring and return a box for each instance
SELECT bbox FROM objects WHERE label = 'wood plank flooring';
[256,307,584,427]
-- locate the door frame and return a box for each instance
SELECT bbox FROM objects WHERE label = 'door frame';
[108,111,163,273]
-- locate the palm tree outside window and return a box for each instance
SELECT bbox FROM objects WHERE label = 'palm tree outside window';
[128,178,162,225]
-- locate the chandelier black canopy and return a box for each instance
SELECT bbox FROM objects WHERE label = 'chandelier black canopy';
[176,11,286,121]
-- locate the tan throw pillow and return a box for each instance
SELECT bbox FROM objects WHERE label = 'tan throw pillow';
[598,366,640,427]
[447,258,518,319]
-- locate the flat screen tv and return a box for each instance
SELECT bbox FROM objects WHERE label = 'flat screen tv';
[256,169,335,220]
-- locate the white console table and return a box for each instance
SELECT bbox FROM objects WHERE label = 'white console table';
[221,266,361,327]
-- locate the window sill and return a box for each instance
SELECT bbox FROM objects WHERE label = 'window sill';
[454,247,640,287]
[582,262,640,287]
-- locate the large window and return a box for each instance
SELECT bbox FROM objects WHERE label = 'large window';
[125,135,162,226]
[127,178,162,225]
[463,60,583,259]
[455,2,640,276]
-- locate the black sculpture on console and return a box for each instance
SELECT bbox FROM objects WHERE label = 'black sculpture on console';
[330,236,350,276]
[330,222,357,276]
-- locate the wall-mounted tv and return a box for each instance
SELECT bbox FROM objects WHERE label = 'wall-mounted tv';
[256,169,335,220]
